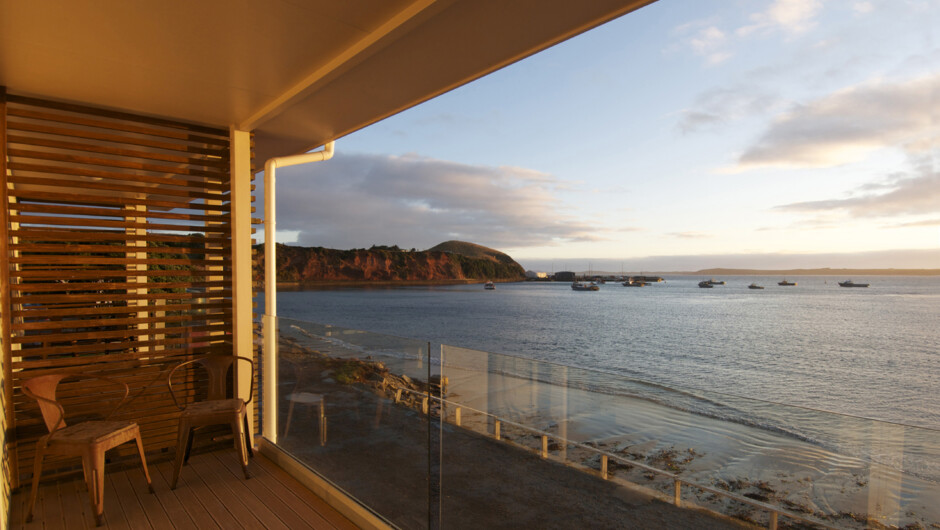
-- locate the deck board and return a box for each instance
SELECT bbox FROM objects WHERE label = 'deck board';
[9,450,358,529]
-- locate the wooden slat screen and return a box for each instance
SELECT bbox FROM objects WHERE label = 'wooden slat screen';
[1,93,254,486]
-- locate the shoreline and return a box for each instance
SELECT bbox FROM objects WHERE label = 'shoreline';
[278,325,940,528]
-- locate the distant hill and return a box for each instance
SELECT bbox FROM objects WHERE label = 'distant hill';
[426,240,518,265]
[254,241,526,284]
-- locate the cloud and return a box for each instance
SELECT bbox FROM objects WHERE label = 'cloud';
[667,231,712,239]
[853,2,874,15]
[887,218,940,228]
[260,153,596,250]
[734,74,940,170]
[738,0,823,36]
[775,165,940,218]
[669,18,734,66]
[518,248,940,273]
[677,85,782,134]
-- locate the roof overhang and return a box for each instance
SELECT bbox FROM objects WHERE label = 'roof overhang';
[1,0,656,163]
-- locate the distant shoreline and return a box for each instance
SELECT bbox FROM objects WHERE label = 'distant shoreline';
[273,279,483,289]
[665,268,940,276]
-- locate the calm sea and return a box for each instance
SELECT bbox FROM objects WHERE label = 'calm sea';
[276,275,940,431]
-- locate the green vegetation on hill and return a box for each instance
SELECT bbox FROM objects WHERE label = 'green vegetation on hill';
[254,241,525,283]
[427,240,518,265]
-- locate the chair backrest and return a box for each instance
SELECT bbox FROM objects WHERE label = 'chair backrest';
[281,357,320,393]
[21,374,71,433]
[21,374,129,434]
[168,355,254,409]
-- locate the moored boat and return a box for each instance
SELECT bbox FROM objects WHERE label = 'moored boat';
[484,281,495,290]
[622,279,646,287]
[748,283,764,290]
[838,280,869,288]
[572,281,599,291]
[698,280,713,288]
[778,279,797,286]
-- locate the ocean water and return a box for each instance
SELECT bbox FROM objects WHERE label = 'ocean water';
[276,276,940,430]
[273,276,940,523]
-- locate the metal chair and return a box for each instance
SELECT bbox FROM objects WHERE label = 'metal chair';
[167,354,254,489]
[281,357,326,444]
[22,373,154,526]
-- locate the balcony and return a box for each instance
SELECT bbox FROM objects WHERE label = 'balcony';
[8,449,356,529]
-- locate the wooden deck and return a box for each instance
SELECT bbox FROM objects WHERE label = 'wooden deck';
[8,449,360,529]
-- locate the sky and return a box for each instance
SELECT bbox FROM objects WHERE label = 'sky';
[259,0,940,272]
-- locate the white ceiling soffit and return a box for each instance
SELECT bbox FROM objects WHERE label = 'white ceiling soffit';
[0,0,656,163]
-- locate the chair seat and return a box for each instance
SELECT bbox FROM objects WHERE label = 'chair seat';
[49,420,138,446]
[285,392,323,404]
[181,398,245,420]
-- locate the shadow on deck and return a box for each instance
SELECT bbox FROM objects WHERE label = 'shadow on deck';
[8,448,358,530]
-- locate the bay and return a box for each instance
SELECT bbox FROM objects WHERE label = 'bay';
[276,275,940,430]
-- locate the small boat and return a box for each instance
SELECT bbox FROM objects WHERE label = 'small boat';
[748,283,764,290]
[571,281,599,291]
[622,279,646,287]
[698,280,713,288]
[778,279,796,286]
[838,280,869,288]
[707,279,725,285]
[484,281,495,290]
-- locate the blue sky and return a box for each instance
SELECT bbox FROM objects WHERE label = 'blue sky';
[265,0,940,271]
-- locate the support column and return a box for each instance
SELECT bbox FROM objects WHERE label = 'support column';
[230,128,255,435]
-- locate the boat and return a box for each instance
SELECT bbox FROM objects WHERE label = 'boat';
[778,279,797,286]
[838,280,869,288]
[571,281,599,291]
[484,281,495,290]
[622,279,646,287]
[698,280,713,288]
[748,283,764,290]
[707,279,725,285]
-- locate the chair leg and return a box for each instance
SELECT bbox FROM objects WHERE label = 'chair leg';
[134,430,155,494]
[243,415,254,458]
[232,416,250,480]
[90,449,105,526]
[171,423,190,490]
[283,398,297,438]
[25,443,46,523]
[183,427,196,464]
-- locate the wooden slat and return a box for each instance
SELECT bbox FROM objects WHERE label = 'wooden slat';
[13,301,231,319]
[13,202,231,224]
[9,161,226,191]
[10,320,231,344]
[7,174,227,201]
[8,120,229,158]
[12,344,230,370]
[6,106,229,149]
[7,149,227,179]
[6,95,229,138]
[14,311,232,332]
[10,214,230,234]
[10,229,231,246]
[11,189,231,213]
[7,134,229,169]
[11,255,232,267]
[12,339,230,362]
